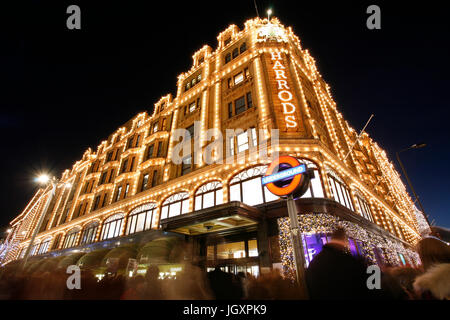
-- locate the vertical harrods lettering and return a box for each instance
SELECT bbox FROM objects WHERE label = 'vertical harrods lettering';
[271,51,298,128]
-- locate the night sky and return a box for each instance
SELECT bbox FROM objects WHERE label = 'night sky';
[1,1,449,229]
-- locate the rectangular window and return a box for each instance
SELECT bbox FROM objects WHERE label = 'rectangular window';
[246,92,252,108]
[147,145,154,159]
[242,177,264,206]
[225,53,231,64]
[234,72,244,85]
[100,172,107,185]
[141,174,149,192]
[106,151,113,162]
[93,195,101,211]
[121,159,128,173]
[157,142,163,157]
[129,157,135,172]
[217,241,246,259]
[232,48,239,59]
[237,131,249,153]
[182,156,192,176]
[189,101,196,113]
[161,118,167,130]
[224,38,231,46]
[107,169,114,183]
[250,127,257,148]
[151,170,158,187]
[101,194,107,208]
[240,42,247,54]
[186,125,195,140]
[153,122,158,133]
[115,186,122,202]
[135,135,141,147]
[228,136,235,156]
[235,96,246,115]
[124,184,130,198]
[228,102,233,118]
[127,137,134,149]
[88,180,95,193]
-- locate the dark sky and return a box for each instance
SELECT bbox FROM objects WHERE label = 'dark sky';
[1,1,449,229]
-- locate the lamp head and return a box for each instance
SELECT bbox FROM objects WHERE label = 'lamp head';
[36,174,50,185]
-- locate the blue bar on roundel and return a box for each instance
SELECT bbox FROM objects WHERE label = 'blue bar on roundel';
[261,164,306,185]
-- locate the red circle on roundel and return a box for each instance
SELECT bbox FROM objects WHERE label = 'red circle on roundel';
[264,156,302,196]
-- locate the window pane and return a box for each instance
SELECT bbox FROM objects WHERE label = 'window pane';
[228,136,235,156]
[217,241,245,259]
[264,186,279,203]
[195,195,202,211]
[161,206,168,220]
[237,131,249,153]
[203,191,215,209]
[250,128,257,147]
[242,177,263,206]
[169,202,181,217]
[216,189,223,205]
[329,180,339,203]
[302,187,312,198]
[234,72,244,85]
[181,199,190,214]
[128,215,137,234]
[229,184,241,202]
[135,213,145,233]
[311,170,324,198]
[248,240,258,257]
[145,210,153,230]
[235,96,246,115]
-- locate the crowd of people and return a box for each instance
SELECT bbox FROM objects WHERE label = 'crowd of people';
[0,228,448,300]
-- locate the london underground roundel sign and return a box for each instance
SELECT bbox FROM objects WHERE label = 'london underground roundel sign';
[262,156,311,198]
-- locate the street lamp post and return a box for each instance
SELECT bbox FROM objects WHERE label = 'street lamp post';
[286,195,309,299]
[395,143,431,226]
[20,175,58,270]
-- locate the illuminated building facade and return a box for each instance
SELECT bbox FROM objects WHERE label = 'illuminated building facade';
[1,17,428,277]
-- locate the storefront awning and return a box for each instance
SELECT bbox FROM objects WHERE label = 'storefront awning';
[160,201,261,235]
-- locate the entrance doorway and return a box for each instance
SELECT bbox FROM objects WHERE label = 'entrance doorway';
[205,237,260,277]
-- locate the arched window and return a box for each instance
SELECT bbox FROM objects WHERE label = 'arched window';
[354,190,374,222]
[101,213,124,240]
[229,165,279,206]
[301,160,325,198]
[160,192,190,219]
[80,221,99,245]
[326,168,354,211]
[30,243,39,256]
[19,247,26,259]
[51,234,62,250]
[63,228,80,249]
[37,238,51,255]
[195,181,223,211]
[126,203,156,235]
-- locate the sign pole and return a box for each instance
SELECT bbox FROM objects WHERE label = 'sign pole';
[286,195,309,299]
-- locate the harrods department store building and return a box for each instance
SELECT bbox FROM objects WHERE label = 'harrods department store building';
[1,17,430,278]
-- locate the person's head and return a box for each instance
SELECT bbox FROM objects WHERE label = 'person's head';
[417,237,450,270]
[145,264,160,281]
[329,227,349,248]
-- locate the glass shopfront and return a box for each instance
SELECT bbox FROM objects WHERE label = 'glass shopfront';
[301,233,368,267]
[206,238,260,277]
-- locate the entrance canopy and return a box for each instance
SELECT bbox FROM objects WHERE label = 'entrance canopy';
[160,201,261,235]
